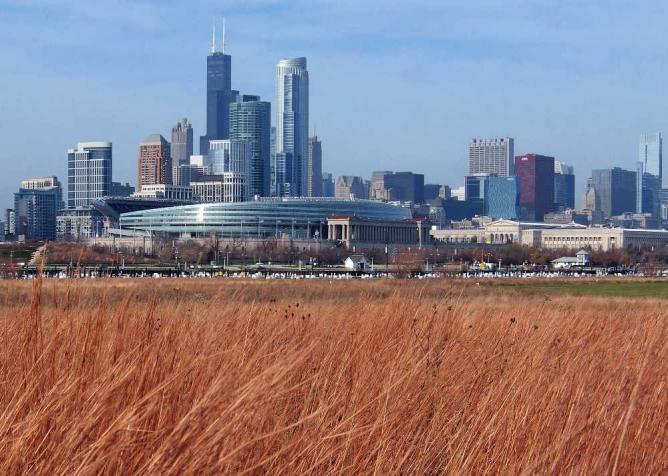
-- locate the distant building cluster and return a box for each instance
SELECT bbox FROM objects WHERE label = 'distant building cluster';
[5,27,668,252]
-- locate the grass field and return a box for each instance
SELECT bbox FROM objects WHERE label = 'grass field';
[0,277,666,474]
[501,278,668,299]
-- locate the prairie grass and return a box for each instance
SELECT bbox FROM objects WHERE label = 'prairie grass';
[0,278,665,474]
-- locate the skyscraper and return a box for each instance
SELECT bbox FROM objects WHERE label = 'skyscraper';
[636,161,661,217]
[469,138,514,176]
[275,57,309,196]
[321,173,334,197]
[138,134,171,191]
[335,176,367,200]
[376,172,425,204]
[207,139,251,201]
[554,161,575,210]
[485,176,520,220]
[590,167,636,218]
[515,154,555,221]
[307,136,322,197]
[67,142,112,208]
[639,132,662,184]
[200,24,239,154]
[230,95,271,197]
[171,118,193,166]
[14,177,63,241]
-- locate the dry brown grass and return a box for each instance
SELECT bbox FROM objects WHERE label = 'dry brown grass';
[0,278,666,474]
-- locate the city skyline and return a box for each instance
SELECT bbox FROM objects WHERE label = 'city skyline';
[1,1,668,210]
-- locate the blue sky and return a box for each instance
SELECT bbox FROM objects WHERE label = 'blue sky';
[1,0,667,209]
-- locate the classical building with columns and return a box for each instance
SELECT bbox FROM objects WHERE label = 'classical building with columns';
[327,215,431,248]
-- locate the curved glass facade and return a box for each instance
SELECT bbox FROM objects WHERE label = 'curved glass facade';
[119,198,411,239]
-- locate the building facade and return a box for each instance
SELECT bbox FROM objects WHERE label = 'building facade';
[138,134,171,191]
[335,176,367,200]
[485,175,519,220]
[554,161,575,210]
[191,174,247,203]
[515,154,555,221]
[132,184,193,201]
[171,118,193,166]
[14,181,62,241]
[322,173,335,197]
[469,138,514,176]
[110,182,135,197]
[67,142,112,208]
[307,136,322,197]
[275,58,309,196]
[590,167,636,219]
[229,95,271,197]
[327,216,431,248]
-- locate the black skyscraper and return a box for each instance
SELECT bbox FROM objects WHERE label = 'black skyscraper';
[200,27,238,154]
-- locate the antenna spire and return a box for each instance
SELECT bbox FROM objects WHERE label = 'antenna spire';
[222,17,226,54]
[211,23,216,53]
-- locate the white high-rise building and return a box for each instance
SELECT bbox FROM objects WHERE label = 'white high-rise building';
[639,132,662,184]
[468,138,514,176]
[275,57,309,196]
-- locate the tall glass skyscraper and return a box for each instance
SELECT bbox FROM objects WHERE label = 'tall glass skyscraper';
[275,58,309,196]
[485,176,519,220]
[639,132,662,184]
[67,142,112,208]
[554,161,575,210]
[200,26,238,154]
[230,95,271,197]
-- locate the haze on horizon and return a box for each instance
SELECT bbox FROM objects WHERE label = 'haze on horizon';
[1,0,667,208]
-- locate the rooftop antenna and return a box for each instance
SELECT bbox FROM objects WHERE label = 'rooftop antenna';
[211,23,217,53]
[222,17,226,54]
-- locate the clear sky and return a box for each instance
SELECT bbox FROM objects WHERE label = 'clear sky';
[1,0,667,210]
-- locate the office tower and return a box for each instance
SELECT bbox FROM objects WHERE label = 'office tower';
[636,161,661,217]
[138,134,171,191]
[321,173,334,197]
[485,176,520,220]
[275,57,309,196]
[307,136,322,196]
[469,138,514,176]
[200,25,239,153]
[370,171,393,200]
[207,139,251,200]
[424,184,444,201]
[554,161,575,210]
[639,132,662,185]
[378,172,425,203]
[171,118,193,166]
[67,142,112,208]
[335,176,367,200]
[230,95,271,197]
[465,175,489,201]
[14,178,62,240]
[515,154,555,221]
[590,167,637,219]
[110,182,135,197]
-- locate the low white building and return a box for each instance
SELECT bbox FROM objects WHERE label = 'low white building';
[344,254,370,271]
